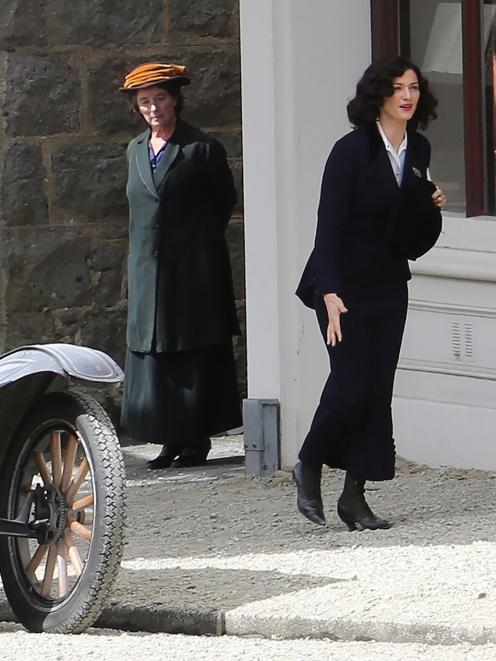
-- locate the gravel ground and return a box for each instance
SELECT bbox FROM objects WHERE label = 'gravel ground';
[113,436,496,619]
[1,622,496,660]
[1,436,494,650]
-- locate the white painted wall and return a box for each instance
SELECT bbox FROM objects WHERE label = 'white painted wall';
[240,0,371,467]
[394,215,496,469]
[239,0,281,400]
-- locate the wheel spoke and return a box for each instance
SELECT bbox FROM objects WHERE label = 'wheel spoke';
[57,541,69,597]
[33,450,52,486]
[71,494,94,511]
[64,531,83,576]
[41,546,57,597]
[25,544,48,577]
[61,435,78,491]
[70,520,92,542]
[50,431,63,488]
[65,458,90,504]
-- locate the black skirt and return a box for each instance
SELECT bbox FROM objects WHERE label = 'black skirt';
[120,341,242,447]
[298,282,408,481]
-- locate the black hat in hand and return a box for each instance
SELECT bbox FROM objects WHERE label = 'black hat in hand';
[392,176,442,261]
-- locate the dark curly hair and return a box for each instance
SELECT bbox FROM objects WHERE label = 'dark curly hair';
[347,56,438,130]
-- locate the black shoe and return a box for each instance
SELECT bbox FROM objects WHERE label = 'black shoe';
[292,460,326,526]
[147,445,182,470]
[337,472,392,531]
[172,439,211,468]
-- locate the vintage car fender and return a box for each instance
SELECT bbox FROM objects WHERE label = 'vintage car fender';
[0,343,123,388]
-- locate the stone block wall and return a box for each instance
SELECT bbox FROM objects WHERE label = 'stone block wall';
[0,0,246,410]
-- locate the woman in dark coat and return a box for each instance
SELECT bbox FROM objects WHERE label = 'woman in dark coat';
[120,62,241,469]
[294,57,446,529]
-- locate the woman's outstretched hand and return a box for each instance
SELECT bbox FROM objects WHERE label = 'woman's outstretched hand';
[432,184,447,208]
[323,293,348,346]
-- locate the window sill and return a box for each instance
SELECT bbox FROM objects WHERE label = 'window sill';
[433,212,496,252]
[411,243,496,282]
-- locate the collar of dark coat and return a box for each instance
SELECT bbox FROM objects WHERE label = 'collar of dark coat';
[364,122,423,190]
[134,118,193,148]
[134,120,194,195]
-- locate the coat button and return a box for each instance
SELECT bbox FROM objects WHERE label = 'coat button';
[153,250,158,257]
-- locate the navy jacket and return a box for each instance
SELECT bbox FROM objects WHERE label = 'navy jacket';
[296,123,432,307]
[126,119,240,352]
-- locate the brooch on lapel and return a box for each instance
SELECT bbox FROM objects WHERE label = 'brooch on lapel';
[412,167,422,178]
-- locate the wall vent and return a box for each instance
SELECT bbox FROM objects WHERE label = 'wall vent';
[451,321,473,360]
[452,322,461,358]
[464,323,473,359]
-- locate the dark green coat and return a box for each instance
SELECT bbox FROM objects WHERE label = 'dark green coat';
[126,119,240,353]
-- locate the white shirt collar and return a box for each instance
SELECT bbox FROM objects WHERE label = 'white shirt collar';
[376,120,407,157]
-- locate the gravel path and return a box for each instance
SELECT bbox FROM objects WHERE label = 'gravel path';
[1,436,494,649]
[114,436,496,621]
[1,622,496,660]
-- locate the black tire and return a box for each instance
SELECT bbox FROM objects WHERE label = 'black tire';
[0,391,126,633]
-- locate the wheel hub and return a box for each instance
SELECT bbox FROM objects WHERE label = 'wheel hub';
[32,484,68,544]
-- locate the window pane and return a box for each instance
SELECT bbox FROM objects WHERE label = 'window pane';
[403,0,466,213]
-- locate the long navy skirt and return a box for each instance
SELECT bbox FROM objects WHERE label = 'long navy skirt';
[298,282,408,481]
[120,341,242,447]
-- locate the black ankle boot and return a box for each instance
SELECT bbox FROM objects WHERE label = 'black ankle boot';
[337,472,391,531]
[293,461,326,526]
[172,438,211,468]
[147,445,182,470]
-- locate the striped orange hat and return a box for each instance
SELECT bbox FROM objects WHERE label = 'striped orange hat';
[120,63,192,92]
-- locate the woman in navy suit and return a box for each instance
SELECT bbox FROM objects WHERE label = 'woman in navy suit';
[294,57,446,530]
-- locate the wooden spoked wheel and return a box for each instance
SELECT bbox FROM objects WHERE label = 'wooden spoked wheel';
[0,391,126,633]
[19,429,95,600]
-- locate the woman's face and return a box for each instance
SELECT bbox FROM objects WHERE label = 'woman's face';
[136,85,177,131]
[379,69,420,123]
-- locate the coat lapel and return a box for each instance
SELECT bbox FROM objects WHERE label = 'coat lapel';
[401,129,420,188]
[366,123,400,190]
[133,127,182,197]
[152,141,180,190]
[401,149,412,188]
[134,130,159,200]
[366,123,424,190]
